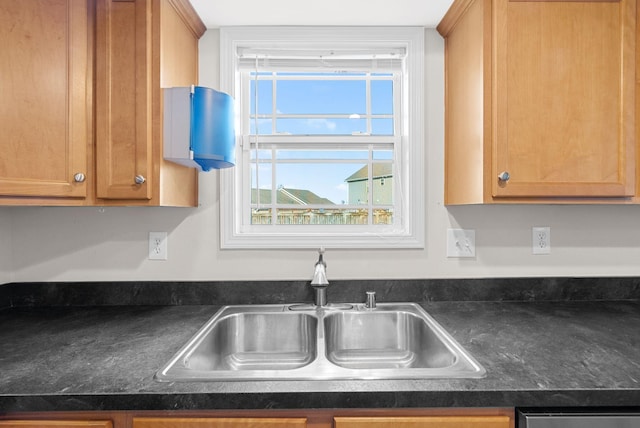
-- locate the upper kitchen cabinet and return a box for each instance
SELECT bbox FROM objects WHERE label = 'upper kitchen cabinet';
[0,0,204,206]
[95,0,205,206]
[438,0,636,204]
[0,0,90,200]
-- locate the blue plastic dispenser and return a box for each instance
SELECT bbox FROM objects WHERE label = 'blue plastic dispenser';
[164,86,235,171]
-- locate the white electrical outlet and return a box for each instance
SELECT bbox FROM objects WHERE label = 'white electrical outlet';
[446,229,476,258]
[149,232,168,260]
[532,227,550,255]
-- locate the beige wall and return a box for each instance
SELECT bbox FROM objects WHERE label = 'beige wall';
[6,29,640,283]
[0,208,13,284]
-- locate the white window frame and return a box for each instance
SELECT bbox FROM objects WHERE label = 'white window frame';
[219,26,425,249]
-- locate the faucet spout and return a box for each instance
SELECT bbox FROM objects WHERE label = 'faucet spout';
[310,247,329,306]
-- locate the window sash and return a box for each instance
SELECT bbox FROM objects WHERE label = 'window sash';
[236,47,407,72]
[246,144,397,226]
[242,72,400,137]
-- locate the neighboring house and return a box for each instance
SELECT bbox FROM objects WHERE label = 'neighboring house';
[251,187,334,205]
[345,163,393,205]
[250,165,393,225]
[251,187,335,225]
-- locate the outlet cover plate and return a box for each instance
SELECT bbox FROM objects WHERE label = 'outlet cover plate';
[149,232,168,260]
[446,229,476,258]
[532,227,550,255]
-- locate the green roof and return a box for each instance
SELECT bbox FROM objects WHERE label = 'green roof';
[345,163,393,182]
[251,187,334,205]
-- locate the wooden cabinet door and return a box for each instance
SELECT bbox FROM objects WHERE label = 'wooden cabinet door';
[493,0,636,198]
[0,0,89,198]
[133,417,307,428]
[0,421,112,428]
[334,416,511,428]
[95,0,152,200]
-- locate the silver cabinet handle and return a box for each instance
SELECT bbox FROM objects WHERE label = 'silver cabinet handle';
[74,173,86,183]
[135,175,146,185]
[497,171,510,182]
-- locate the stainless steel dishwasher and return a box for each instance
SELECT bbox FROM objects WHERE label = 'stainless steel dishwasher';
[519,411,640,428]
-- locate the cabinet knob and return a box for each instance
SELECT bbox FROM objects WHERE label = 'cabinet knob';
[135,175,146,185]
[74,173,86,183]
[497,171,510,182]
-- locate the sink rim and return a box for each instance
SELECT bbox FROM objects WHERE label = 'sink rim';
[155,303,486,382]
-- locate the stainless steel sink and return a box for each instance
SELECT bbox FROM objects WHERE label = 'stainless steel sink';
[155,303,485,381]
[324,310,457,370]
[185,310,317,371]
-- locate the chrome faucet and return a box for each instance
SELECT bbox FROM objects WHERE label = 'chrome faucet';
[310,247,329,306]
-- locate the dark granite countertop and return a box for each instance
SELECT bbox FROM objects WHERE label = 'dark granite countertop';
[1,279,640,412]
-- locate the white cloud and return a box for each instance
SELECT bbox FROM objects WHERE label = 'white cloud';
[305,118,337,131]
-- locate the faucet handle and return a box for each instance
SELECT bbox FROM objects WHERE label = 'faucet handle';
[311,247,329,288]
[365,291,377,309]
[317,246,326,266]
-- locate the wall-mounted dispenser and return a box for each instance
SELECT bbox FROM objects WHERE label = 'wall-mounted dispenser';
[163,86,235,171]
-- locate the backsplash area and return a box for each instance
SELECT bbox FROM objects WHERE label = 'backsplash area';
[2,277,639,309]
[3,30,640,282]
[0,208,11,285]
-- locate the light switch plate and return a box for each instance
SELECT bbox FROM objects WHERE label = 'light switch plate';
[446,229,476,258]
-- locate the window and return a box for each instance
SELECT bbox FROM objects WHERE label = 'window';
[220,27,424,249]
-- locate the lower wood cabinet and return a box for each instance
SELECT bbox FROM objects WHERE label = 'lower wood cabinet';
[0,422,112,428]
[334,416,511,428]
[133,418,307,428]
[0,409,514,428]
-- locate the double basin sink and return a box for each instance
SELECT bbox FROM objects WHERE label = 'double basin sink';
[156,302,485,381]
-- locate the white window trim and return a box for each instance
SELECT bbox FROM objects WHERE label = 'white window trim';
[219,26,425,249]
